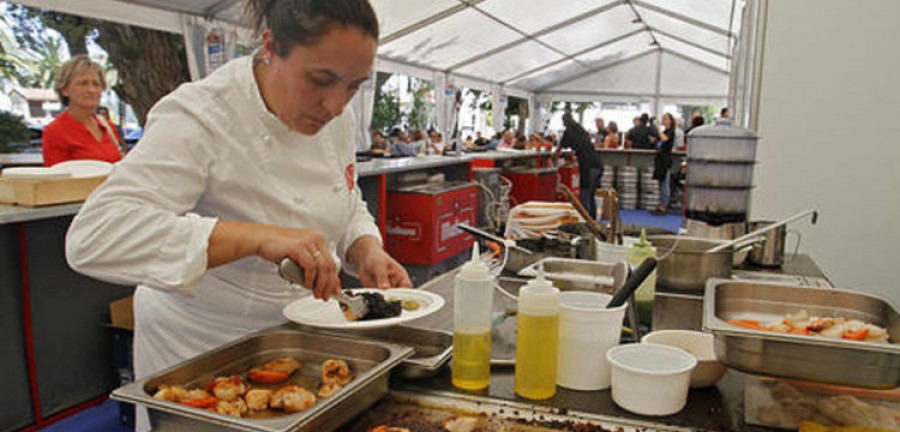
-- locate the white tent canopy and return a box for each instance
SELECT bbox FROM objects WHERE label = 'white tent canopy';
[14,0,743,133]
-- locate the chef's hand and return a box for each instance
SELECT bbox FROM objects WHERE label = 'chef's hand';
[348,236,412,290]
[256,227,341,300]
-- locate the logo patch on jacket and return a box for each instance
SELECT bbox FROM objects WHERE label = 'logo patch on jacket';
[345,163,355,192]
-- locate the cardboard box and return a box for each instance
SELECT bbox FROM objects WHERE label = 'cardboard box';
[0,176,106,206]
[109,295,134,331]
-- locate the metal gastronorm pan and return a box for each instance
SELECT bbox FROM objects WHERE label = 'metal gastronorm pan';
[112,328,413,432]
[703,279,900,389]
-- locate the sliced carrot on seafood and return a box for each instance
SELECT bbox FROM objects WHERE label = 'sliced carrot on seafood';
[181,397,218,409]
[842,328,869,340]
[728,319,762,330]
[248,369,290,384]
[789,328,810,335]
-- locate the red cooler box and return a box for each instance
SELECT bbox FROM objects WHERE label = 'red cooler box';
[557,164,580,201]
[386,181,477,265]
[503,167,559,206]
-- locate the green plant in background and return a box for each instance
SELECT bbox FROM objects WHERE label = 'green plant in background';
[371,71,400,132]
[679,104,719,126]
[407,77,434,132]
[0,111,31,153]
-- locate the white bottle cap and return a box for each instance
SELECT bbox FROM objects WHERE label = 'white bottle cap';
[518,264,559,316]
[458,242,491,280]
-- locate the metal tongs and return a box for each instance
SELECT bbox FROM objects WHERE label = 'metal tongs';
[458,223,533,254]
[277,257,369,320]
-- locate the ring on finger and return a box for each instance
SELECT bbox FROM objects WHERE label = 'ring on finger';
[312,249,322,259]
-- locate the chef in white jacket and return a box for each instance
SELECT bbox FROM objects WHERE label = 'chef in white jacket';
[65,0,409,428]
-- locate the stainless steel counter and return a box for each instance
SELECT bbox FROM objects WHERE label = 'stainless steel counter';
[357,155,472,177]
[391,256,830,431]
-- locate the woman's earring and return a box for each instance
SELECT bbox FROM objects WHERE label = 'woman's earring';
[264,58,271,66]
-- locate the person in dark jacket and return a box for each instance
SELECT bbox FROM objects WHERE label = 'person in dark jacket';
[624,113,658,150]
[556,112,604,220]
[652,113,676,214]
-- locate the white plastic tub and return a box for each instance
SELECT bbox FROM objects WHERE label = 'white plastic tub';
[606,344,697,416]
[557,292,627,391]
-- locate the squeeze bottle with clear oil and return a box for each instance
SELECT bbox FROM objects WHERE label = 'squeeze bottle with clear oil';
[452,242,494,390]
[514,267,560,399]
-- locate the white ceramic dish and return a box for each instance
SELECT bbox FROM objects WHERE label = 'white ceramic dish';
[606,343,697,416]
[283,288,444,330]
[1,166,72,180]
[643,329,727,388]
[52,160,113,178]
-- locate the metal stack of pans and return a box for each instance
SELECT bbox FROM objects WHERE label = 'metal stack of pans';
[685,121,758,225]
[639,168,660,210]
[617,166,638,209]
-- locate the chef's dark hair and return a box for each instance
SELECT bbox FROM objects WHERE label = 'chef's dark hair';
[246,0,379,57]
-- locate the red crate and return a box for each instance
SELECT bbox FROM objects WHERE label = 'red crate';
[557,164,580,201]
[386,182,477,265]
[503,168,559,207]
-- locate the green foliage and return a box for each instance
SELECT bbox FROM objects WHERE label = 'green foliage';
[371,71,400,132]
[0,111,31,152]
[679,104,719,125]
[407,78,433,131]
[0,5,68,88]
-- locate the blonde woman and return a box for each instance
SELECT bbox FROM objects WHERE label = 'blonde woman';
[42,55,122,166]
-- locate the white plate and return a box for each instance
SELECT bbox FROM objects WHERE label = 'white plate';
[282,288,444,330]
[1,167,72,180]
[52,160,113,178]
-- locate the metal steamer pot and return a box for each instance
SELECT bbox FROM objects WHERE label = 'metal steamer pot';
[648,235,758,291]
[683,219,749,267]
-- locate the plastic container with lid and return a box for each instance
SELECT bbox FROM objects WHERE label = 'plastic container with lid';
[628,229,657,331]
[452,242,494,390]
[515,266,560,399]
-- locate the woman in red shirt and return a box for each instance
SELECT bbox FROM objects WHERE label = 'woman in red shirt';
[43,55,122,167]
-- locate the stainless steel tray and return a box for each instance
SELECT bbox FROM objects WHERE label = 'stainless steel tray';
[311,325,452,379]
[703,279,900,389]
[112,328,413,432]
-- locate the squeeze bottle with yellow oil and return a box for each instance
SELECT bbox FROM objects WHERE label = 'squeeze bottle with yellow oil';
[452,242,494,390]
[514,267,560,399]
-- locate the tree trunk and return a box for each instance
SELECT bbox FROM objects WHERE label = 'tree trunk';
[96,24,190,126]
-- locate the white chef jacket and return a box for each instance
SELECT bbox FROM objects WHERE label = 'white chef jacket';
[65,56,380,430]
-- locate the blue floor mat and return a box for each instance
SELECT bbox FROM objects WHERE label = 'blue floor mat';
[39,400,133,432]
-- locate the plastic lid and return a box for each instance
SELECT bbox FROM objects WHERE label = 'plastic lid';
[458,242,491,280]
[687,121,758,139]
[518,265,559,316]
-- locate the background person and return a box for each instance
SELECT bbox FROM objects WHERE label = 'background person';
[653,113,676,214]
[42,55,123,166]
[63,1,411,430]
[555,112,603,220]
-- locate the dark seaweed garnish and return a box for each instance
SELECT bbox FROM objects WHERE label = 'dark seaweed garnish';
[348,291,402,321]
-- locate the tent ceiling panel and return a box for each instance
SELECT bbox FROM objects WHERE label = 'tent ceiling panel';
[377,8,521,70]
[639,0,736,31]
[123,0,223,16]
[476,0,618,35]
[370,0,459,39]
[508,59,588,90]
[636,5,732,55]
[659,52,728,96]
[455,41,564,84]
[537,5,644,56]
[544,51,659,95]
[575,32,655,69]
[656,33,728,71]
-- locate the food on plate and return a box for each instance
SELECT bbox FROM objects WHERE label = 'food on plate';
[244,388,272,411]
[215,398,249,417]
[343,291,402,321]
[322,359,352,386]
[387,297,420,311]
[270,385,316,413]
[727,310,891,343]
[248,356,301,384]
[206,375,248,402]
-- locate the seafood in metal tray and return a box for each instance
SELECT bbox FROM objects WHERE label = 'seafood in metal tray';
[728,309,891,343]
[150,356,353,418]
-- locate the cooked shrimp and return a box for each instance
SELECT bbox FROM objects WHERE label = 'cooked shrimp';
[244,389,272,411]
[317,382,342,398]
[215,398,248,417]
[864,324,890,343]
[321,359,351,386]
[208,375,248,402]
[270,385,316,413]
[260,357,301,375]
[153,385,187,402]
[763,322,791,333]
